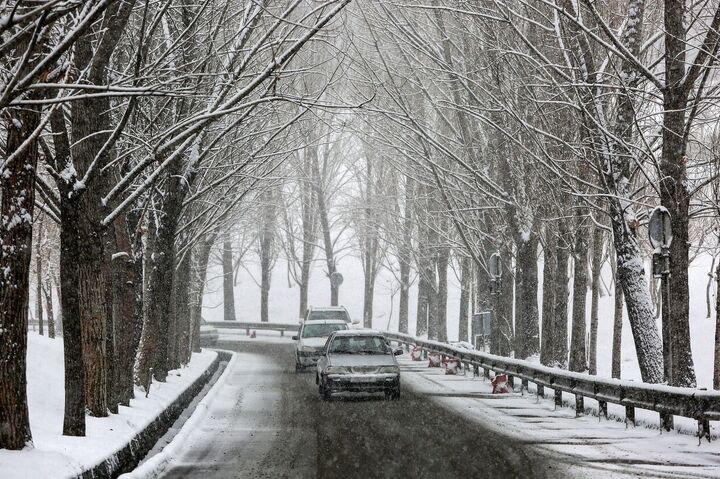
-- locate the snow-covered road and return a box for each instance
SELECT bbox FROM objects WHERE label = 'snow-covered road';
[152,338,557,478]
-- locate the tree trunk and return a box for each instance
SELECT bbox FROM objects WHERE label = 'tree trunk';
[298,157,316,318]
[714,260,720,389]
[514,237,539,358]
[112,216,136,406]
[436,247,449,343]
[222,240,236,321]
[174,251,192,365]
[310,149,338,305]
[458,256,471,342]
[569,224,589,373]
[398,176,413,334]
[190,236,215,353]
[0,101,41,449]
[552,222,570,367]
[50,104,86,436]
[492,251,514,357]
[661,0,699,389]
[260,190,277,323]
[44,281,55,339]
[612,281,624,379]
[589,228,604,375]
[540,225,557,366]
[35,222,44,336]
[416,269,429,337]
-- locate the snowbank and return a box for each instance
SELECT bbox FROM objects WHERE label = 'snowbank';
[0,333,217,479]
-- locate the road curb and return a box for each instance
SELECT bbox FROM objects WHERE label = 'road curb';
[76,351,231,479]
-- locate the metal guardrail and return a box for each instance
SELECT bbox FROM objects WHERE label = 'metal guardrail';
[383,331,719,442]
[205,321,299,337]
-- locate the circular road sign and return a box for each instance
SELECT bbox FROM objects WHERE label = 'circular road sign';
[330,271,344,287]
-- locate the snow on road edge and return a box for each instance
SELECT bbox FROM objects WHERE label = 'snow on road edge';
[118,350,238,479]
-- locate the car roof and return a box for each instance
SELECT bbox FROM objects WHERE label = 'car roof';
[309,306,347,311]
[303,319,347,325]
[330,329,383,337]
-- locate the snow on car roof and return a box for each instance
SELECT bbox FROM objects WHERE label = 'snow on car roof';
[331,329,383,337]
[303,319,348,324]
[309,306,347,311]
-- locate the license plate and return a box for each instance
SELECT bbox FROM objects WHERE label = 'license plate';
[350,377,370,383]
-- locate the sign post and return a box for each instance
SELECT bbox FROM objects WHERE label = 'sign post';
[648,206,673,431]
[329,271,343,306]
[489,252,502,295]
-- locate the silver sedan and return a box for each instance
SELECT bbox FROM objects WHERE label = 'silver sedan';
[316,330,403,400]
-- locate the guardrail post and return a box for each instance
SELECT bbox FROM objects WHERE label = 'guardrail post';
[554,389,562,409]
[598,400,607,420]
[483,367,490,379]
[508,375,514,391]
[698,418,711,443]
[575,395,584,417]
[625,405,635,427]
[536,384,544,398]
[246,328,250,336]
[660,412,673,432]
[521,378,528,395]
[281,331,284,337]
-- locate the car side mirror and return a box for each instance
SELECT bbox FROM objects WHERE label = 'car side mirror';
[292,335,299,341]
[394,348,404,356]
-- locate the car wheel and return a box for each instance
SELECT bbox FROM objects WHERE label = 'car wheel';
[319,378,331,401]
[386,386,400,401]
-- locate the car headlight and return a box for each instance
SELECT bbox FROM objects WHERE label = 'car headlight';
[326,366,349,374]
[378,366,400,374]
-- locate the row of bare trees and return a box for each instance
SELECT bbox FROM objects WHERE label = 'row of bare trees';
[0,0,350,450]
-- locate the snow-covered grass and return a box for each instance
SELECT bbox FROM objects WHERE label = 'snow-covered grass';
[399,356,720,478]
[0,333,217,479]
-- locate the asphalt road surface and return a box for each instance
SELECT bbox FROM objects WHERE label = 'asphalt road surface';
[159,339,562,479]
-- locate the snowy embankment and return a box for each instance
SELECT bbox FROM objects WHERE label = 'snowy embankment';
[399,357,720,478]
[0,333,217,479]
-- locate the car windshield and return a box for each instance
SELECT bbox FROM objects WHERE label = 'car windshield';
[328,335,389,354]
[301,323,347,338]
[307,310,350,322]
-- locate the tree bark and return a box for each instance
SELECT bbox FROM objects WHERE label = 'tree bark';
[540,224,557,366]
[436,246,449,343]
[714,260,720,389]
[0,99,41,449]
[35,221,44,335]
[515,236,539,358]
[552,222,570,367]
[260,189,277,323]
[458,256,471,342]
[612,273,624,380]
[398,176,413,334]
[589,228,604,375]
[222,240,236,321]
[569,223,589,373]
[190,236,215,353]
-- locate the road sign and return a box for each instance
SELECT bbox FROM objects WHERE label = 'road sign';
[489,253,502,279]
[648,207,673,249]
[330,271,344,287]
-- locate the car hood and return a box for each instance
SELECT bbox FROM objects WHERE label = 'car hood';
[299,337,328,348]
[328,354,396,367]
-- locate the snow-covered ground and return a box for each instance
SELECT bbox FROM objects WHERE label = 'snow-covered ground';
[0,333,217,479]
[398,356,720,478]
[206,251,718,388]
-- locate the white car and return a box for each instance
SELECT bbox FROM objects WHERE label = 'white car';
[293,319,348,371]
[316,330,403,400]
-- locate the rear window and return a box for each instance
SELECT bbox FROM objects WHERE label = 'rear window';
[301,323,348,338]
[307,309,350,322]
[328,335,389,354]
